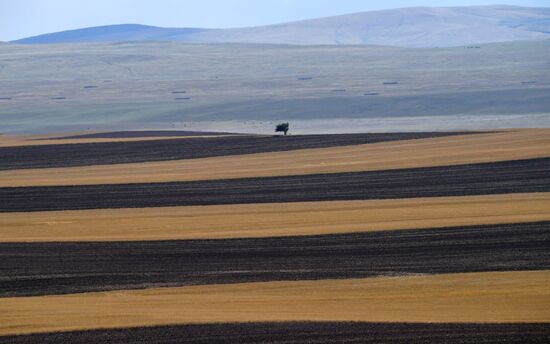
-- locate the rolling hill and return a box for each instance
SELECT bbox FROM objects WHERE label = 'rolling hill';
[13,5,550,47]
[13,24,209,45]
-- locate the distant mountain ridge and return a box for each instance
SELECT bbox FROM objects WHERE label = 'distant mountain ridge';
[13,5,550,47]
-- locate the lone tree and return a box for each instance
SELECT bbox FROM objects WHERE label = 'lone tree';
[275,122,290,136]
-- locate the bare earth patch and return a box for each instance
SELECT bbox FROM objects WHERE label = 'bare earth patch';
[4,322,549,344]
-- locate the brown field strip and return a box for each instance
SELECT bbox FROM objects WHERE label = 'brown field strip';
[1,271,549,336]
[0,135,235,147]
[1,129,548,187]
[0,132,94,147]
[1,193,549,242]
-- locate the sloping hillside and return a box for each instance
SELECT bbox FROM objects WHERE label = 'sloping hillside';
[189,5,550,47]
[13,6,550,47]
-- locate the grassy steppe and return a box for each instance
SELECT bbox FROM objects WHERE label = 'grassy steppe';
[1,40,549,132]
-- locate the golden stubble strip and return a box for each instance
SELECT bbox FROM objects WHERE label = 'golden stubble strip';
[1,129,549,187]
[1,271,549,336]
[1,193,549,242]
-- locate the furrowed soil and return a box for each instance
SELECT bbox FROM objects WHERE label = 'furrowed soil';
[2,193,549,242]
[2,128,548,340]
[3,322,549,344]
[1,221,548,297]
[2,158,549,212]
[1,271,549,336]
[1,129,548,187]
[0,132,475,170]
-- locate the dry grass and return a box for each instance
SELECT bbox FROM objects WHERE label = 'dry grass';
[1,129,549,187]
[1,270,549,336]
[1,193,549,242]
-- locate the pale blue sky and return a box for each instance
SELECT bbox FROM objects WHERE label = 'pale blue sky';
[2,0,549,41]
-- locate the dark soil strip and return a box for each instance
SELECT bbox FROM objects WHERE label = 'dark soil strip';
[43,130,235,140]
[1,158,548,212]
[0,132,476,170]
[1,222,548,297]
[2,322,549,344]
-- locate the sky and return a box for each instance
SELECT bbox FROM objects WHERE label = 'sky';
[2,0,549,41]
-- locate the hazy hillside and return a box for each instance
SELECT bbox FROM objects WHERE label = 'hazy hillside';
[14,6,550,47]
[1,39,548,132]
[15,24,209,44]
[192,5,550,47]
